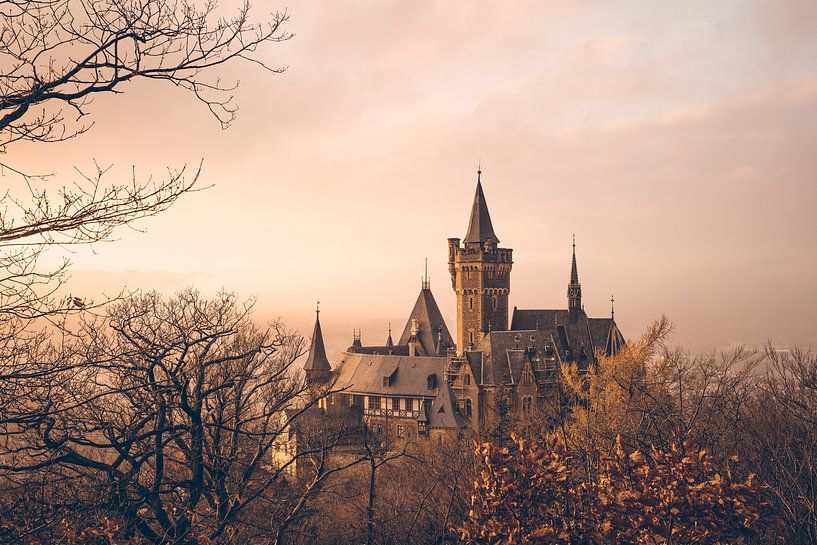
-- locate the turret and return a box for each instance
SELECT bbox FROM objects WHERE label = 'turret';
[304,302,331,385]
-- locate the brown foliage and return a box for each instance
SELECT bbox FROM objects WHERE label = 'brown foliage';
[457,433,772,545]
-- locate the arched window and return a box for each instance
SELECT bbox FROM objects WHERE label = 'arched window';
[522,396,533,414]
[469,330,474,344]
[469,296,474,311]
[492,295,498,310]
[465,398,473,417]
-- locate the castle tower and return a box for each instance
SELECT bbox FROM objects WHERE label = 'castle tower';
[304,303,331,385]
[448,171,513,353]
[568,235,582,323]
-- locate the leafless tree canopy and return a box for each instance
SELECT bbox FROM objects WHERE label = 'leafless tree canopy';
[0,0,291,389]
[0,290,314,544]
[0,0,291,158]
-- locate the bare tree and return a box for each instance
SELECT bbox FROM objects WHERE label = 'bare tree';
[1,0,290,157]
[0,0,291,425]
[0,289,323,545]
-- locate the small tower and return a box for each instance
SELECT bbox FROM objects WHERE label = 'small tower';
[448,170,513,353]
[567,235,582,323]
[304,302,331,385]
[385,323,394,349]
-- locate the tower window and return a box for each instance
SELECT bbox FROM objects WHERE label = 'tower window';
[469,297,474,310]
[469,331,474,344]
[522,396,533,414]
[492,295,498,310]
[465,398,473,416]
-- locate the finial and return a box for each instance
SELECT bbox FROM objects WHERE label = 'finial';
[611,295,615,320]
[572,233,576,251]
[422,258,430,289]
[316,300,320,315]
[388,322,392,335]
[477,159,481,182]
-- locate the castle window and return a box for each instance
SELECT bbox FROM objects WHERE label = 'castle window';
[376,424,383,434]
[523,372,532,385]
[427,374,437,389]
[492,295,498,310]
[463,373,470,385]
[392,397,400,411]
[382,376,390,387]
[418,421,427,436]
[397,425,405,438]
[469,331,474,345]
[522,396,533,414]
[368,396,381,410]
[405,398,414,411]
[469,297,474,311]
[465,398,473,417]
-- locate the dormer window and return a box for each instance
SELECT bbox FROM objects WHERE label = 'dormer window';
[426,374,437,389]
[383,376,390,387]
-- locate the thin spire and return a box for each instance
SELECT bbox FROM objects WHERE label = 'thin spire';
[611,295,615,320]
[386,322,394,348]
[568,234,582,322]
[464,171,499,245]
[571,234,579,284]
[304,304,330,373]
[422,258,430,289]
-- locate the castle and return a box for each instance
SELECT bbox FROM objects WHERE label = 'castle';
[302,171,625,441]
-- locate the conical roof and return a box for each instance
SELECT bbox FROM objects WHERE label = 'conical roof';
[304,310,331,372]
[398,287,454,355]
[463,178,499,245]
[429,381,468,429]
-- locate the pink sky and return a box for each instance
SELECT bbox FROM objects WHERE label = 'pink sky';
[8,0,817,359]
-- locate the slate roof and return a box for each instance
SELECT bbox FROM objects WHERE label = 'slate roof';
[469,329,560,386]
[428,382,468,429]
[463,178,499,245]
[510,308,618,360]
[397,287,454,355]
[510,309,569,331]
[349,345,410,356]
[460,308,627,389]
[334,352,449,397]
[304,311,331,372]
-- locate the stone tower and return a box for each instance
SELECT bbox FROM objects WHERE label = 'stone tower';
[448,171,513,353]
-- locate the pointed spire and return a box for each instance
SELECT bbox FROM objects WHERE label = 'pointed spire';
[304,302,331,374]
[422,258,430,290]
[386,322,394,348]
[568,235,582,323]
[463,171,499,246]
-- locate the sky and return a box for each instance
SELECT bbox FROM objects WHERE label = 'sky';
[7,0,817,359]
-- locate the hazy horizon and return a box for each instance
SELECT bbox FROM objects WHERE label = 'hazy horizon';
[9,0,817,360]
